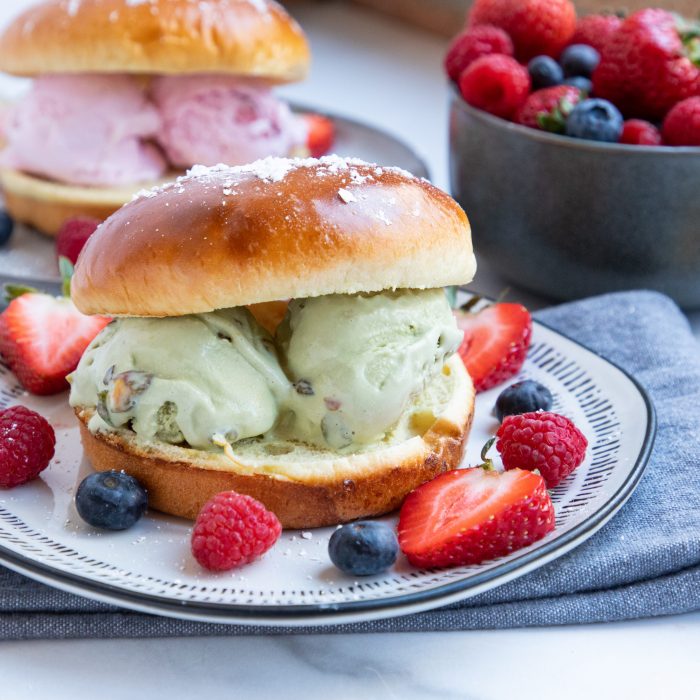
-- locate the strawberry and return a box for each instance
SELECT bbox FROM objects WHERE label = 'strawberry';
[592,9,700,121]
[516,85,582,132]
[455,302,532,392]
[398,466,555,568]
[303,114,335,158]
[569,14,622,56]
[468,0,576,62]
[444,25,514,82]
[662,96,700,146]
[0,292,110,395]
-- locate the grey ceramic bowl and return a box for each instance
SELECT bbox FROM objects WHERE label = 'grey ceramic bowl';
[449,87,700,308]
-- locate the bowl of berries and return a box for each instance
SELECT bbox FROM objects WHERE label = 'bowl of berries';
[447,0,700,308]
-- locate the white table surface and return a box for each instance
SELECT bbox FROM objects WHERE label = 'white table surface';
[0,2,698,697]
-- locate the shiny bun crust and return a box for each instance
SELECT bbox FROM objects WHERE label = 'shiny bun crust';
[71,157,476,316]
[75,356,475,528]
[0,0,309,82]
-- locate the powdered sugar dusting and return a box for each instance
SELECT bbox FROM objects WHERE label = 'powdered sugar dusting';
[65,0,81,16]
[132,187,160,200]
[184,155,414,185]
[245,0,270,13]
[130,156,418,202]
[338,188,356,203]
[376,210,392,226]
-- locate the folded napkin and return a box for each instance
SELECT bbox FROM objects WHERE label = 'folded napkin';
[2,290,699,640]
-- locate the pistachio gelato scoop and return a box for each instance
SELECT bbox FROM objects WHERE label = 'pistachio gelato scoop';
[69,308,289,450]
[276,289,463,449]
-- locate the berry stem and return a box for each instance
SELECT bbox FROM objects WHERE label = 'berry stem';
[460,294,483,312]
[478,437,496,470]
[59,256,74,298]
[3,284,39,302]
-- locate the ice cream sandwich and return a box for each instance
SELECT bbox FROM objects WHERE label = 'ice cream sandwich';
[68,156,477,528]
[0,0,310,235]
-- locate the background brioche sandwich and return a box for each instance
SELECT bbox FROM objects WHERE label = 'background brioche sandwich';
[0,0,311,235]
[69,156,477,528]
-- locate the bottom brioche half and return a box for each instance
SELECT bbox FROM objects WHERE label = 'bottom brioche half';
[0,168,175,236]
[75,356,475,529]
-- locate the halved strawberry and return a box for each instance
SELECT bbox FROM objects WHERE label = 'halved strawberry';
[303,113,335,158]
[455,302,532,392]
[398,467,555,569]
[0,293,110,395]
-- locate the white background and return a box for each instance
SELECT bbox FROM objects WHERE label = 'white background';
[0,1,698,698]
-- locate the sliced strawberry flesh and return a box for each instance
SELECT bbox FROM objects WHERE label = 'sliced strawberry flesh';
[456,303,532,391]
[0,293,110,393]
[399,467,543,554]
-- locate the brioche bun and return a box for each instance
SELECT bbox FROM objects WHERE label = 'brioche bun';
[75,356,475,528]
[0,0,309,82]
[0,168,172,236]
[71,157,476,316]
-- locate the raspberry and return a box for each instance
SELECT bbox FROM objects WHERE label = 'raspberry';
[620,119,662,146]
[444,25,514,82]
[459,54,531,120]
[0,406,56,488]
[570,14,622,55]
[496,411,588,488]
[56,217,100,266]
[191,491,281,571]
[662,97,700,147]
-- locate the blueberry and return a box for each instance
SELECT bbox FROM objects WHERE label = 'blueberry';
[495,380,553,422]
[329,521,398,576]
[563,76,592,94]
[560,44,600,79]
[75,470,147,530]
[527,55,563,90]
[0,211,14,247]
[565,99,623,143]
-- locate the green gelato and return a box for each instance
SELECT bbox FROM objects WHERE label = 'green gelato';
[70,289,463,453]
[276,289,463,449]
[69,308,289,449]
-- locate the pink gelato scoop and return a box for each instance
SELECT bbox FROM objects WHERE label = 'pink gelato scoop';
[151,76,307,168]
[1,74,166,187]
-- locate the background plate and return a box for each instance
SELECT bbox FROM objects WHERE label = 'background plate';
[0,106,430,288]
[0,317,654,626]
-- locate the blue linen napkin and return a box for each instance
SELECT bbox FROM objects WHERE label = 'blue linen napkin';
[1,290,699,639]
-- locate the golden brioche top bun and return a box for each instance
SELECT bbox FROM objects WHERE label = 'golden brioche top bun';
[0,0,309,82]
[71,156,476,317]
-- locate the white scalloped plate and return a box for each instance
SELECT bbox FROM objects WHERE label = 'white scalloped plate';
[0,315,655,626]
